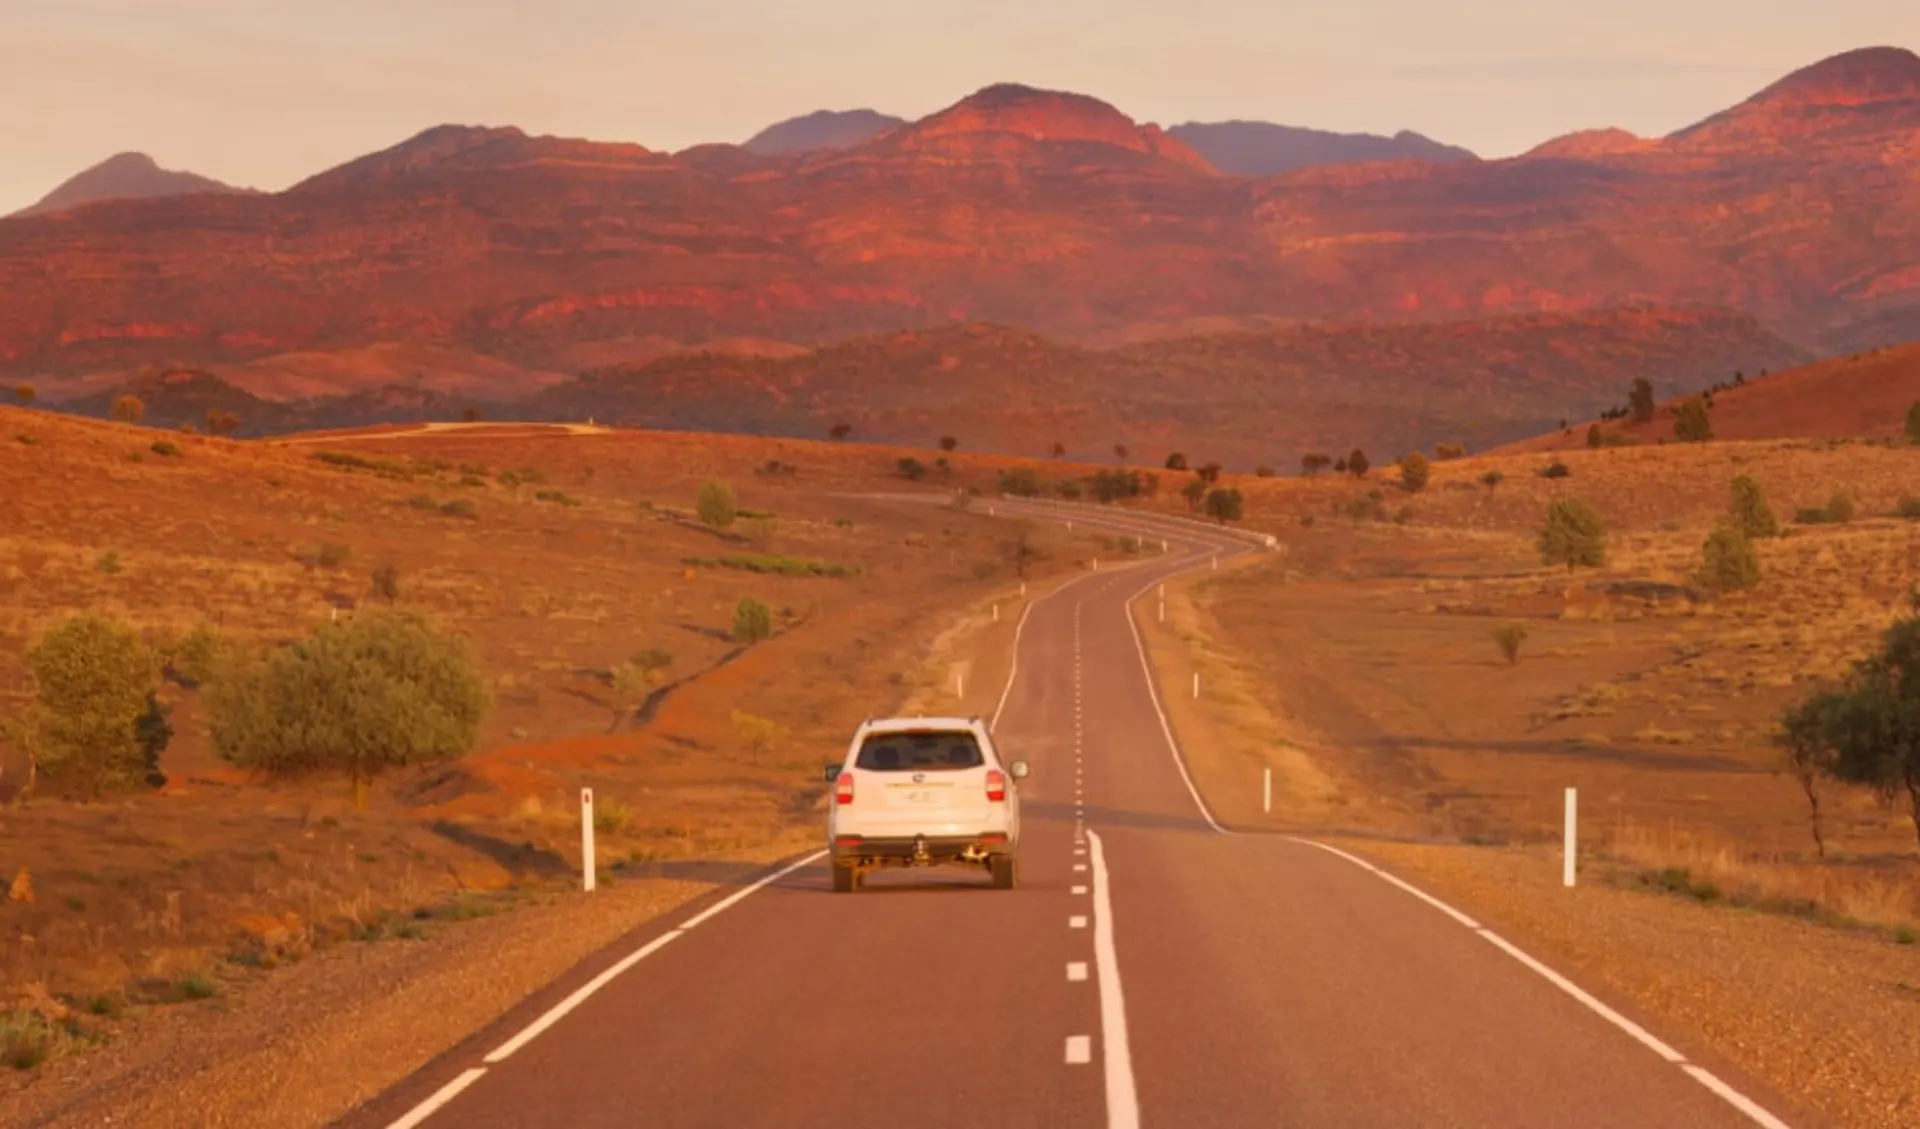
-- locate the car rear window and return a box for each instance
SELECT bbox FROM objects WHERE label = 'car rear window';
[855,731,984,772]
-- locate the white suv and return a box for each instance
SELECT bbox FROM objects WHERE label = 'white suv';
[824,717,1028,892]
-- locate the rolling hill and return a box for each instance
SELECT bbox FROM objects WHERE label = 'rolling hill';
[10,152,245,218]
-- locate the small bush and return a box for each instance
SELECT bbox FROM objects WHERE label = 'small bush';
[732,597,774,643]
[938,436,958,452]
[1699,523,1760,592]
[1203,487,1244,522]
[533,490,580,507]
[593,797,633,834]
[1253,465,1275,478]
[441,499,478,519]
[1539,461,1572,479]
[1897,494,1920,520]
[207,612,489,808]
[1434,442,1467,460]
[1347,449,1369,477]
[1674,397,1713,442]
[370,564,401,604]
[149,440,181,458]
[26,615,164,796]
[1491,623,1528,665]
[1399,452,1430,493]
[896,457,928,481]
[170,622,228,686]
[1539,498,1606,571]
[110,395,145,424]
[95,551,121,574]
[996,467,1042,498]
[316,543,352,569]
[1906,400,1920,444]
[684,554,853,578]
[1727,475,1779,539]
[696,481,737,529]
[1164,452,1188,471]
[1480,470,1505,492]
[1823,491,1856,524]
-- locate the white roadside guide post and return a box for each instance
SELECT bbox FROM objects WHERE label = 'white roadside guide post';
[1192,672,1200,700]
[1263,766,1272,814]
[581,788,596,893]
[1563,787,1578,888]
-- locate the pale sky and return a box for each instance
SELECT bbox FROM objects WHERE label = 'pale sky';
[2,0,1915,214]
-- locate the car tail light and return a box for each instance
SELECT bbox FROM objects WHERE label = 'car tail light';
[980,832,1008,845]
[835,835,863,847]
[985,769,1006,803]
[835,771,855,805]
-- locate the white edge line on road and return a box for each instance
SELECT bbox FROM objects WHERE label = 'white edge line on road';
[1086,829,1139,1129]
[385,1068,487,1129]
[1096,512,1797,1129]
[388,848,829,1126]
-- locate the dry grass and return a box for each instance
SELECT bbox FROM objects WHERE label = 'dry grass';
[1165,435,1920,932]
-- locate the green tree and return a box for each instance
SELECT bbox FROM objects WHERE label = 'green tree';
[1301,453,1332,476]
[1181,478,1208,510]
[1203,487,1244,522]
[1906,401,1920,444]
[207,613,489,808]
[110,395,144,425]
[370,563,402,604]
[1777,692,1844,856]
[1538,498,1607,571]
[1164,452,1188,472]
[1674,397,1713,442]
[896,457,928,481]
[1699,523,1760,593]
[1347,449,1370,477]
[828,422,852,440]
[696,480,737,530]
[996,467,1041,497]
[732,597,773,643]
[1480,469,1505,493]
[731,710,788,765]
[1779,611,1920,849]
[169,621,229,687]
[1628,377,1656,424]
[1727,475,1779,539]
[1585,423,1603,449]
[939,436,958,452]
[1399,452,1430,493]
[25,615,164,797]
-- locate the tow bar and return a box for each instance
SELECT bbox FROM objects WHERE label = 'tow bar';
[911,834,931,866]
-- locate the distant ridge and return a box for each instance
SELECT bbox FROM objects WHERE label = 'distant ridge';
[1168,121,1475,175]
[742,109,906,155]
[11,152,244,218]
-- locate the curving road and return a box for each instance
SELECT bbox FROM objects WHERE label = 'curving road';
[336,501,1802,1129]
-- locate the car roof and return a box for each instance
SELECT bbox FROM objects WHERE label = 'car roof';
[858,716,985,736]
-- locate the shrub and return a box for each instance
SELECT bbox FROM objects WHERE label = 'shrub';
[110,395,145,425]
[1538,498,1607,571]
[1113,444,1130,460]
[1050,442,1066,459]
[316,543,352,569]
[732,597,773,643]
[1778,610,1920,849]
[1628,377,1656,424]
[149,440,181,458]
[1539,460,1571,479]
[533,490,580,507]
[1164,452,1188,471]
[696,481,737,529]
[828,422,852,440]
[1897,494,1920,520]
[1347,449,1369,477]
[1399,452,1430,493]
[1585,424,1603,449]
[1824,491,1856,524]
[1907,401,1920,444]
[938,436,958,452]
[170,622,229,687]
[1674,397,1713,442]
[12,383,34,404]
[370,564,401,604]
[1480,470,1505,492]
[896,457,928,481]
[592,797,632,834]
[1203,487,1244,522]
[1087,468,1153,503]
[1253,465,1275,478]
[1699,523,1760,592]
[1727,475,1779,539]
[1434,442,1467,460]
[440,499,478,519]
[95,551,121,574]
[207,612,489,808]
[1301,453,1332,476]
[25,615,164,796]
[996,467,1042,498]
[731,711,788,765]
[206,409,240,436]
[1181,478,1208,510]
[1491,623,1528,665]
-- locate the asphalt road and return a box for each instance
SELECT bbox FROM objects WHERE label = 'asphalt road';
[337,501,1803,1129]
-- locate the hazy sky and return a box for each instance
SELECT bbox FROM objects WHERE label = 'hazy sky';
[2,0,1914,213]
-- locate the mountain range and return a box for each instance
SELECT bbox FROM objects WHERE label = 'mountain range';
[4,45,1917,462]
[8,152,247,218]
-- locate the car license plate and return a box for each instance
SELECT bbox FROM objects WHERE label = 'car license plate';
[890,787,950,806]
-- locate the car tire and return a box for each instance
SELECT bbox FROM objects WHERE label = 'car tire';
[990,854,1018,890]
[832,865,859,893]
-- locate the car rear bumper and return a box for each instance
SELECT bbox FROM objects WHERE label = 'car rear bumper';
[830,833,1013,866]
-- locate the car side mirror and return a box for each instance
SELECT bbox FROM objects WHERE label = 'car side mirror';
[823,764,843,782]
[1010,761,1029,780]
